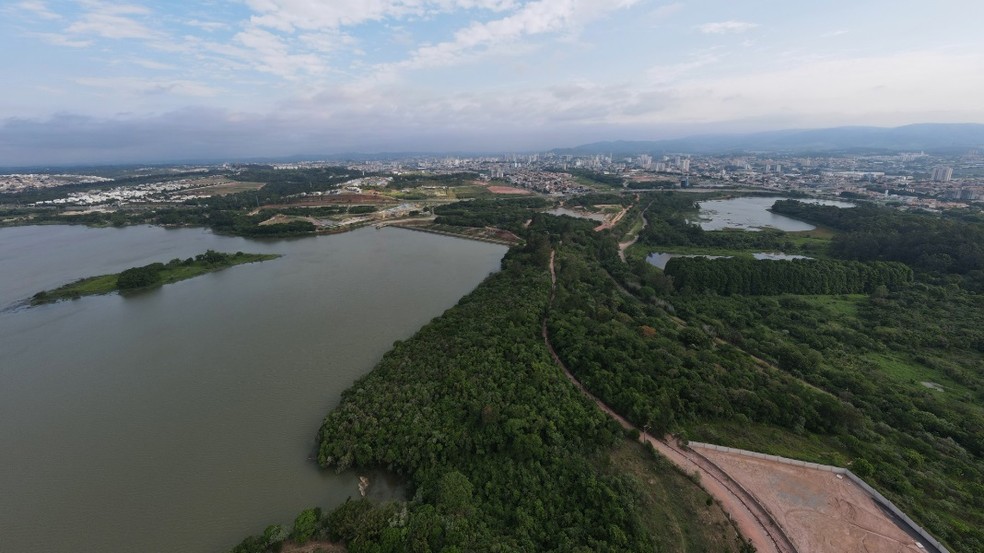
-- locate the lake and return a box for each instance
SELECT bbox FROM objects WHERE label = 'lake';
[646,251,813,269]
[545,207,607,222]
[0,224,506,553]
[694,197,854,231]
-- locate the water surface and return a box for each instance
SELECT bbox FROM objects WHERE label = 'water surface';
[545,208,607,222]
[694,197,853,231]
[646,251,813,269]
[0,224,506,553]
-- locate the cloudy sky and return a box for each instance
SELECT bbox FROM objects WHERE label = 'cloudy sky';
[2,0,983,165]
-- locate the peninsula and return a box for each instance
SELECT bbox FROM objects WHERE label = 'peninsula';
[31,250,279,306]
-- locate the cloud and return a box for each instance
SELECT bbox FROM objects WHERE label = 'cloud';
[32,32,92,48]
[697,20,758,34]
[648,2,683,23]
[185,19,230,32]
[66,3,161,40]
[18,0,61,20]
[245,0,520,32]
[232,27,327,78]
[645,50,984,127]
[646,53,719,83]
[400,0,641,69]
[75,77,220,98]
[130,58,178,71]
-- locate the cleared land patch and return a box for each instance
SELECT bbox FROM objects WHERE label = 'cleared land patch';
[696,447,934,553]
[486,185,532,195]
[185,177,266,196]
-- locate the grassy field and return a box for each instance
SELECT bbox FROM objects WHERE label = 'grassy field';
[684,420,854,468]
[448,185,494,199]
[795,294,863,317]
[606,440,744,552]
[190,178,266,196]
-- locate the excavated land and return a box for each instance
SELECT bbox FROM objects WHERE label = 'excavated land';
[696,447,932,553]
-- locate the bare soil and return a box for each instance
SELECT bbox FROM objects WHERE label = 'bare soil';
[486,185,532,195]
[698,449,927,553]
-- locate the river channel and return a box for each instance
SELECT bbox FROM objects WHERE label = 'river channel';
[0,224,506,553]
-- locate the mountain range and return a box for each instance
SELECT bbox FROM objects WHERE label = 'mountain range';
[555,123,984,156]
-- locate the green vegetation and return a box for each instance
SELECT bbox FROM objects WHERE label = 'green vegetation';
[313,246,657,552]
[230,217,740,553]
[31,250,278,305]
[233,190,984,553]
[772,199,984,289]
[665,256,912,295]
[620,193,984,550]
[564,169,624,189]
[389,172,478,189]
[433,196,549,232]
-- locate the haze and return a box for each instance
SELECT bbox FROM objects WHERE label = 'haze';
[2,0,983,165]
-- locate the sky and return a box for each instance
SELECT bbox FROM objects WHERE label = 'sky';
[1,0,983,165]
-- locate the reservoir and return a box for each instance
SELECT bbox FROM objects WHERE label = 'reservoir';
[646,252,813,270]
[0,225,506,553]
[694,197,854,231]
[545,207,607,222]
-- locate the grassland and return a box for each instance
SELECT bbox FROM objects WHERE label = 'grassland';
[607,440,743,552]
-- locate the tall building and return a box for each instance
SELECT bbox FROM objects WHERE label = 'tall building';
[680,158,690,173]
[931,166,953,182]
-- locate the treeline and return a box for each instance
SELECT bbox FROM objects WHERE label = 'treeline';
[433,197,549,232]
[771,200,984,286]
[665,257,913,295]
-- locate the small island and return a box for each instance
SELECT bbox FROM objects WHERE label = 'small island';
[31,250,280,306]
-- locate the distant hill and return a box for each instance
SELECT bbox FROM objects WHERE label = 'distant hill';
[556,123,984,155]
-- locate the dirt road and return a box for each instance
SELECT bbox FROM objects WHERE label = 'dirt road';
[544,250,796,553]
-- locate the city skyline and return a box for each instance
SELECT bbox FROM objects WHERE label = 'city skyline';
[2,0,983,164]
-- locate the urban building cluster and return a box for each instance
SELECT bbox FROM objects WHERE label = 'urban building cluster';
[0,173,111,193]
[5,149,982,211]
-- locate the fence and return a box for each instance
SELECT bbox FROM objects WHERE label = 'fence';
[687,441,950,553]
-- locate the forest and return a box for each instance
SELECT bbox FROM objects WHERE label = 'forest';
[771,200,984,289]
[228,204,744,553]
[231,192,984,552]
[433,197,550,232]
[618,194,984,550]
[665,256,913,295]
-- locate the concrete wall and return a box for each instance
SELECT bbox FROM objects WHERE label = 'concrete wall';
[688,441,950,553]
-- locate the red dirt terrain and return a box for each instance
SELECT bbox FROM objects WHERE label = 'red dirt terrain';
[698,448,928,553]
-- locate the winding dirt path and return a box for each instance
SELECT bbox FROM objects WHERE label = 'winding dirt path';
[617,200,652,262]
[543,250,797,553]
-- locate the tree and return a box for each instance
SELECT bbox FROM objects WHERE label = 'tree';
[117,263,163,290]
[291,507,321,544]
